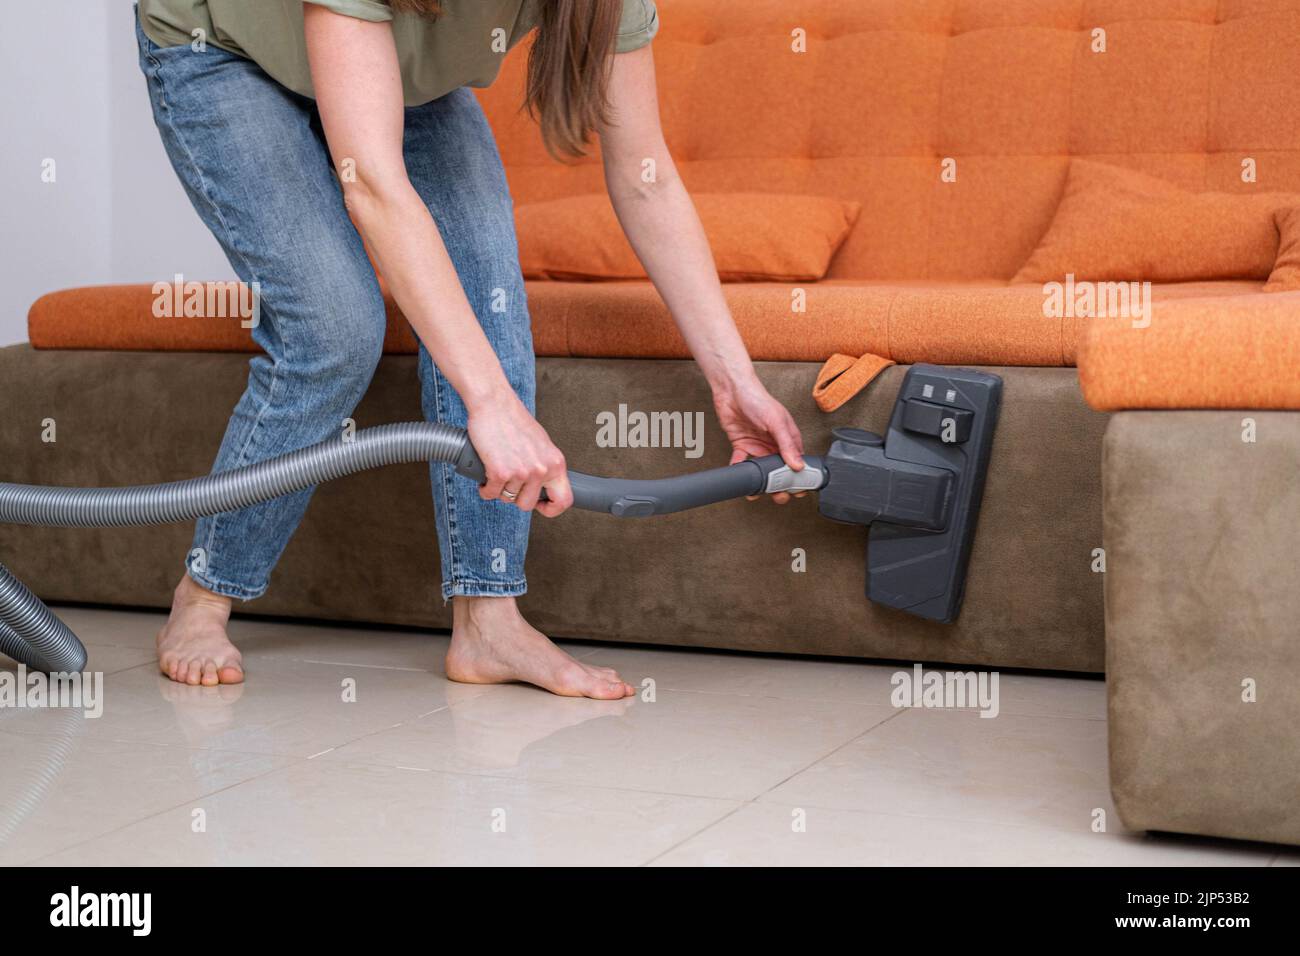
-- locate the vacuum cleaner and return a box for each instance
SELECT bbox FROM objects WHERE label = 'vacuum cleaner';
[0,364,1000,674]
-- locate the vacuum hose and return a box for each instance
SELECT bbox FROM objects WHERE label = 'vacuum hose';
[0,422,824,673]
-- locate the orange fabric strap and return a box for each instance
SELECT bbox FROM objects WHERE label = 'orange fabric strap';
[813,352,896,412]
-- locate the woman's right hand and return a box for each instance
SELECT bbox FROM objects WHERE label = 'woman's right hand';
[467,397,574,518]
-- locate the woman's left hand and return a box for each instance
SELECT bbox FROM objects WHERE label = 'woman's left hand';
[712,375,807,504]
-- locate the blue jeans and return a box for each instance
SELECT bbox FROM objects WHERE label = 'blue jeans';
[135,13,534,602]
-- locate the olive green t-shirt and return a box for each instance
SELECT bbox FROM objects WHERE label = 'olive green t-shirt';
[138,0,659,106]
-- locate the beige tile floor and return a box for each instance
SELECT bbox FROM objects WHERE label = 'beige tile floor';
[2,605,1297,867]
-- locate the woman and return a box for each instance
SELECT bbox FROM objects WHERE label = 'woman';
[137,0,806,697]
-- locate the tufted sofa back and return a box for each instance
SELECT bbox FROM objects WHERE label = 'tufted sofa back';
[477,0,1300,281]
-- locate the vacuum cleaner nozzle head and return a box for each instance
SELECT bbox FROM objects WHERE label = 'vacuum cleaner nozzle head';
[818,365,1002,623]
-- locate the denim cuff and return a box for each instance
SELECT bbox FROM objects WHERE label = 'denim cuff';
[186,565,269,602]
[441,578,528,603]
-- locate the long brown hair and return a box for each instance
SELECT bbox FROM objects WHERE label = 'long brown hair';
[389,0,622,158]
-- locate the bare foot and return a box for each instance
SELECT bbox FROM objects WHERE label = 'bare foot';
[445,596,634,700]
[156,575,244,686]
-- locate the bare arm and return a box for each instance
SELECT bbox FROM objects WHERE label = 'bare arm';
[302,4,570,514]
[597,46,806,482]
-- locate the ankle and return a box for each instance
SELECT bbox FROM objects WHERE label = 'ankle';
[455,595,519,630]
[173,574,232,615]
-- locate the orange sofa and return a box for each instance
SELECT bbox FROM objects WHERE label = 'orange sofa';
[5,0,1300,680]
[31,0,1300,394]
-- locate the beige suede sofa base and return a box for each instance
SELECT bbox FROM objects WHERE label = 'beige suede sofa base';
[0,344,1107,671]
[1105,412,1300,846]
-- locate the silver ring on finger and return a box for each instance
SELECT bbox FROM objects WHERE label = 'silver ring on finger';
[501,488,519,501]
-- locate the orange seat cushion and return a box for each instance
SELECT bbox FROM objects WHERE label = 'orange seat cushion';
[26,283,424,356]
[1014,160,1294,284]
[1079,292,1300,410]
[28,277,1263,363]
[517,192,861,282]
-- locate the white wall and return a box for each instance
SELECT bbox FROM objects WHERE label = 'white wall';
[1,0,234,347]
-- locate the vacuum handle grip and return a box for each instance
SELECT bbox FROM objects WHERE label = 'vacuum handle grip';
[454,441,819,517]
[560,461,767,516]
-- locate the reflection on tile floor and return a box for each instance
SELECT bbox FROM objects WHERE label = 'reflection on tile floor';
[0,607,1289,866]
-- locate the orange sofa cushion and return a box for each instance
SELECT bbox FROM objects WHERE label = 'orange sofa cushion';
[26,283,422,356]
[1079,293,1300,410]
[29,277,1261,360]
[1014,160,1292,284]
[518,193,861,282]
[1265,205,1300,291]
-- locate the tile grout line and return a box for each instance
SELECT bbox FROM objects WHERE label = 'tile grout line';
[21,756,310,866]
[318,752,760,805]
[648,800,1279,865]
[22,754,745,866]
[639,802,751,867]
[22,751,1277,867]
[22,726,1139,853]
[641,707,912,865]
[632,709,1273,861]
[753,707,912,798]
[628,686,1108,721]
